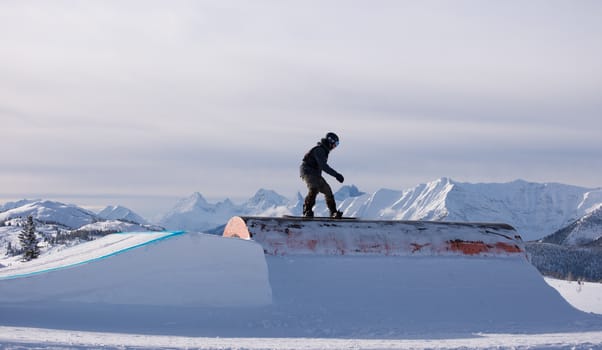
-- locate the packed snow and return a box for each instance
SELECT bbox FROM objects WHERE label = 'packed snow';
[1,230,601,349]
[0,232,271,307]
[0,231,182,280]
[1,327,602,349]
[545,277,602,315]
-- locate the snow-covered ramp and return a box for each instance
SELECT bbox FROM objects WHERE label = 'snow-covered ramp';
[264,255,597,336]
[222,216,601,336]
[0,232,271,307]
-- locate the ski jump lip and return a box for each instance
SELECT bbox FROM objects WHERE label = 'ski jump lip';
[0,231,186,281]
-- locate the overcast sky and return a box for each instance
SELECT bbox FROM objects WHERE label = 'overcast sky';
[1,1,601,219]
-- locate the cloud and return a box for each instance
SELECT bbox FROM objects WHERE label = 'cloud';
[1,0,601,216]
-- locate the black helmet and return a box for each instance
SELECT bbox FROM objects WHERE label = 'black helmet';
[325,132,339,148]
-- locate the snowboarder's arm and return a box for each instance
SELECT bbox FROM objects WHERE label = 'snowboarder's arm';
[313,147,341,179]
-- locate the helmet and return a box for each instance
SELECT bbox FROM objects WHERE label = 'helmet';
[325,132,339,148]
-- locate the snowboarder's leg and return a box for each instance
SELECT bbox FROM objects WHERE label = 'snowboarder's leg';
[302,175,320,217]
[303,194,317,217]
[318,177,342,218]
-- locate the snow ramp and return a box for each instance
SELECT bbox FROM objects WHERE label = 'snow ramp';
[223,216,525,257]
[0,231,271,307]
[221,216,601,335]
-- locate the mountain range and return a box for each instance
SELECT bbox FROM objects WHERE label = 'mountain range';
[157,178,602,243]
[98,205,150,225]
[0,200,161,255]
[2,178,601,281]
[0,199,98,229]
[1,178,601,250]
[540,206,602,247]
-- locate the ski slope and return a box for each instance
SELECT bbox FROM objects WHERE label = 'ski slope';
[0,231,183,280]
[0,232,271,306]
[0,231,601,349]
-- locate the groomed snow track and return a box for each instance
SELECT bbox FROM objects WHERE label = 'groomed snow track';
[223,216,526,257]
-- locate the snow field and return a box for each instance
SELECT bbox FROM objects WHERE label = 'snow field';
[1,326,602,350]
[262,254,599,337]
[1,230,602,348]
[546,277,602,315]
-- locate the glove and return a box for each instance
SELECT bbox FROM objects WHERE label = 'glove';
[335,173,344,183]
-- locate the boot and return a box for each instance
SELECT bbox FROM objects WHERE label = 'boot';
[330,210,343,219]
[303,204,314,218]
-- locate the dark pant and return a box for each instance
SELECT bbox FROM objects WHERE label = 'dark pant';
[301,174,337,215]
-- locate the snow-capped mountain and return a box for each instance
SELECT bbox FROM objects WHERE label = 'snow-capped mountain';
[157,178,602,241]
[333,178,601,241]
[0,200,98,229]
[158,192,242,232]
[541,205,602,247]
[0,199,39,212]
[159,188,309,231]
[2,178,600,242]
[98,205,149,225]
[158,186,365,232]
[335,178,453,220]
[356,178,602,240]
[334,185,366,201]
[244,189,289,214]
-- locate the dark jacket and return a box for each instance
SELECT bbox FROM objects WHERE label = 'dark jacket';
[300,138,340,178]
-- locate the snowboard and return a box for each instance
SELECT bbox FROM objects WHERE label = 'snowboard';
[282,215,357,220]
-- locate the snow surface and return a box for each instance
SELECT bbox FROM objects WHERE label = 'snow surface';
[1,231,602,348]
[0,231,181,280]
[545,277,602,315]
[1,326,602,349]
[0,232,271,307]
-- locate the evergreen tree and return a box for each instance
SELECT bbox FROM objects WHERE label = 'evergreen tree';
[18,215,40,261]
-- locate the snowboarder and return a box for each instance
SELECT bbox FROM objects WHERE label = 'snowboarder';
[300,132,345,218]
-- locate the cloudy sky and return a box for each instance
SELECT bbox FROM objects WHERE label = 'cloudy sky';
[1,1,601,218]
